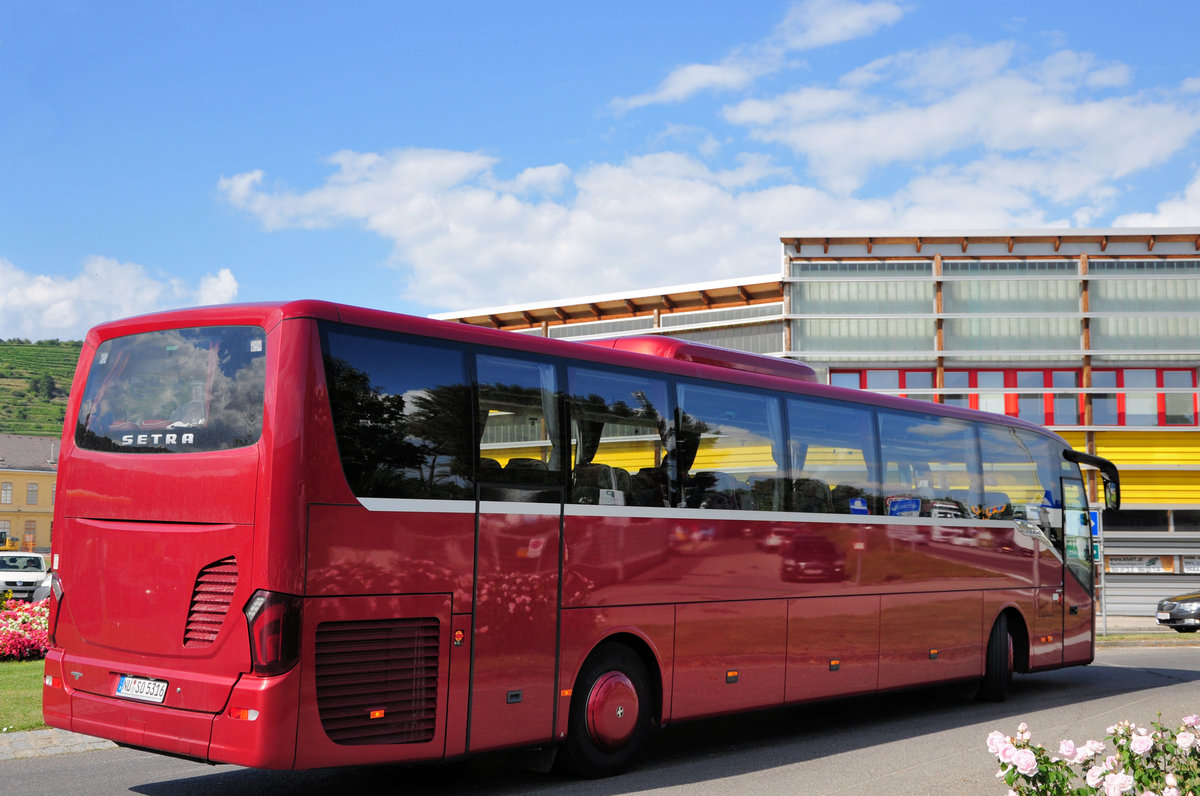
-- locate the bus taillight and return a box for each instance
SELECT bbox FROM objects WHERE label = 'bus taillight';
[243,590,302,677]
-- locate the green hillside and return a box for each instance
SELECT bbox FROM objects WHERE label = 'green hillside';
[0,340,83,437]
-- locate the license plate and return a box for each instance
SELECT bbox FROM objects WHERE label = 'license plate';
[116,675,168,703]
[1157,612,1171,621]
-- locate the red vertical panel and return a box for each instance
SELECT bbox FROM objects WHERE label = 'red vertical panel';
[786,595,879,702]
[469,509,560,752]
[671,601,786,721]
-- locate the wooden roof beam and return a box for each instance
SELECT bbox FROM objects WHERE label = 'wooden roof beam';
[624,299,639,314]
[487,315,502,328]
[587,303,602,318]
[553,307,568,322]
[698,290,714,308]
[660,295,675,310]
[521,311,537,325]
[736,285,752,304]
[1148,235,1156,252]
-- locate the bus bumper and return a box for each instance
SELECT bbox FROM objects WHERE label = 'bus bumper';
[42,649,302,769]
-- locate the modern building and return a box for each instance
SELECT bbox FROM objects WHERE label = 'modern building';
[0,434,58,552]
[434,228,1200,615]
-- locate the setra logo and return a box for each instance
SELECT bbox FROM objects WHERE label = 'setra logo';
[120,433,195,446]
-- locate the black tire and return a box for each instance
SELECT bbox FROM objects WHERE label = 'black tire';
[559,644,652,778]
[1174,627,1199,634]
[980,613,1013,702]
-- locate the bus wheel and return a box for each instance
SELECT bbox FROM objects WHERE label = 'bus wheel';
[980,613,1013,702]
[560,644,651,778]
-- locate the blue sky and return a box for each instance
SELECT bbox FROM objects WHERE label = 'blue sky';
[3,0,1199,339]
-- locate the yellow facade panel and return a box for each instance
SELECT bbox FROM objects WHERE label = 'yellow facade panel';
[1118,469,1200,505]
[1093,431,1200,466]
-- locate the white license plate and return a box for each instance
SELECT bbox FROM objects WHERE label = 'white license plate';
[116,675,168,703]
[1157,612,1172,620]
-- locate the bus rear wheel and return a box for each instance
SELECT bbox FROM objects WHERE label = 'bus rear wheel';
[560,644,651,778]
[980,613,1013,702]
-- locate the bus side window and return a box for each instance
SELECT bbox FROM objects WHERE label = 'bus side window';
[320,324,474,500]
[979,424,1048,531]
[787,397,878,515]
[677,383,784,511]
[476,354,566,504]
[567,367,672,507]
[878,410,979,519]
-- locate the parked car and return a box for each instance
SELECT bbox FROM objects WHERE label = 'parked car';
[0,553,51,601]
[1156,590,1200,633]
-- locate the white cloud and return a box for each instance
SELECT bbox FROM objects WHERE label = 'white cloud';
[773,0,906,51]
[1114,168,1200,227]
[730,45,1200,196]
[0,257,238,340]
[217,147,1082,313]
[611,0,906,111]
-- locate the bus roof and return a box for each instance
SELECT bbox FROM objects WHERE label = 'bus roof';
[84,299,1064,443]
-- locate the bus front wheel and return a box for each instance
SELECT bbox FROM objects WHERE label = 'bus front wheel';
[980,613,1013,702]
[560,644,651,778]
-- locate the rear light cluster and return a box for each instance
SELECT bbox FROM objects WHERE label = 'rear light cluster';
[243,590,302,677]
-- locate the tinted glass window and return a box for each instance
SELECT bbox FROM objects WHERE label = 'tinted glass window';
[676,381,787,511]
[1062,478,1093,591]
[878,410,980,518]
[321,324,474,500]
[76,326,266,453]
[677,383,784,511]
[476,353,565,503]
[979,424,1046,525]
[787,397,878,514]
[568,367,672,507]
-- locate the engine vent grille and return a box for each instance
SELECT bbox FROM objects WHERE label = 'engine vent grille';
[183,556,238,647]
[315,618,440,745]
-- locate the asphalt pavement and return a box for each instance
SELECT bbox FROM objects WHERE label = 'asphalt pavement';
[0,613,1189,763]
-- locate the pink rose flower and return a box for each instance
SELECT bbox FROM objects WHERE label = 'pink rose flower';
[1012,748,1038,776]
[1177,730,1196,751]
[1059,739,1077,759]
[1102,771,1133,795]
[1087,766,1106,788]
[987,731,1008,756]
[1129,733,1154,756]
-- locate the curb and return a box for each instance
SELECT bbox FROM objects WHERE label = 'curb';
[0,728,115,761]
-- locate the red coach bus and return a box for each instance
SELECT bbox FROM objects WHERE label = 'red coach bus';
[42,300,1119,776]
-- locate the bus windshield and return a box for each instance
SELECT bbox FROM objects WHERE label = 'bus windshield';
[74,326,267,453]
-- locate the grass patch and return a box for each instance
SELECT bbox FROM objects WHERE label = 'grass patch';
[0,659,45,732]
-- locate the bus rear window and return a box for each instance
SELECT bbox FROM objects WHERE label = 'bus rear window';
[75,326,267,453]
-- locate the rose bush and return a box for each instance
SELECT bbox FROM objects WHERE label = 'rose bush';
[990,715,1200,795]
[0,598,50,660]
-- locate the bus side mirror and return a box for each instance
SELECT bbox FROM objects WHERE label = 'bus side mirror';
[1103,477,1120,511]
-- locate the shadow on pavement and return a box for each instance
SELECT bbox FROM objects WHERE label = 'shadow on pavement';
[128,653,1200,796]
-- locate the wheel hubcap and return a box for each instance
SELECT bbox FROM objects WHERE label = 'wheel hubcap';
[585,671,639,751]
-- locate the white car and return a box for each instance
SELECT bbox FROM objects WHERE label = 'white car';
[0,553,51,601]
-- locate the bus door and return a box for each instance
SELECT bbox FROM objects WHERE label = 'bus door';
[469,355,565,752]
[1060,478,1094,665]
[1024,506,1065,669]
